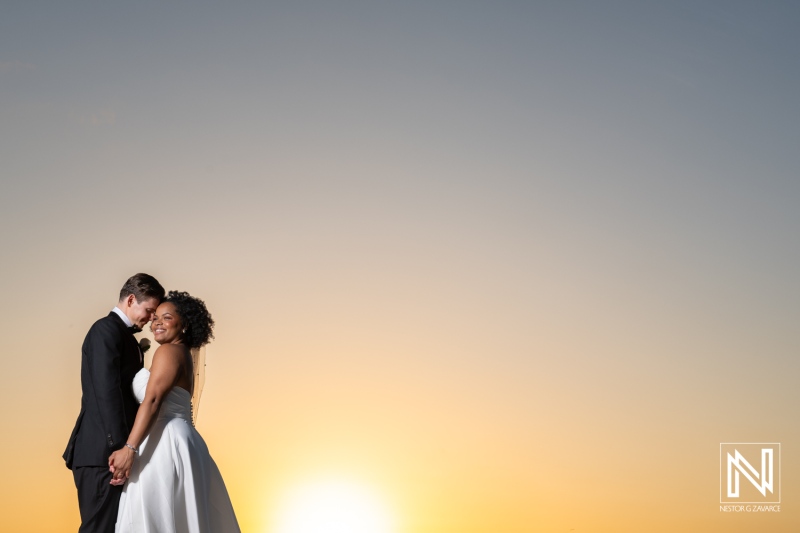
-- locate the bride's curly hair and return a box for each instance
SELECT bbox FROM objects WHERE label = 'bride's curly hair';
[164,290,215,348]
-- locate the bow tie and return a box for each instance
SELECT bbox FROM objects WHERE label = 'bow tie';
[128,325,142,334]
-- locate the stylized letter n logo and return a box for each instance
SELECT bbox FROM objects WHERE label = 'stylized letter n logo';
[727,448,773,497]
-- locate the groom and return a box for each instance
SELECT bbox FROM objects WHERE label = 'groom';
[63,273,165,533]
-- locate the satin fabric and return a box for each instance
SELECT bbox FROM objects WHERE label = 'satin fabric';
[116,369,240,533]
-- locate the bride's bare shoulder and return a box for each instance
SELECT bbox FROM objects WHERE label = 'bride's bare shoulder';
[152,343,189,363]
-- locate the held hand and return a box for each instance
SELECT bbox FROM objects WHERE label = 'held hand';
[108,447,136,485]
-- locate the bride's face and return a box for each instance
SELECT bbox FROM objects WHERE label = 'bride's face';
[151,302,184,345]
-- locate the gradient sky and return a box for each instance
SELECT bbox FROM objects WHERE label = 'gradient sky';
[2,1,799,532]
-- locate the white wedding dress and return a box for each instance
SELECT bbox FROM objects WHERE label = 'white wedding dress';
[116,369,241,533]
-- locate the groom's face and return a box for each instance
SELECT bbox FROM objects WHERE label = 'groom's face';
[126,296,160,329]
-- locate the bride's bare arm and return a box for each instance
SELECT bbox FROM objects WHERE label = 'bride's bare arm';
[108,344,184,482]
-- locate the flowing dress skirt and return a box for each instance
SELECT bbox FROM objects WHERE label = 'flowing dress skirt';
[116,369,240,533]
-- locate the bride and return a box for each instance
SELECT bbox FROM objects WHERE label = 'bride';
[109,291,240,532]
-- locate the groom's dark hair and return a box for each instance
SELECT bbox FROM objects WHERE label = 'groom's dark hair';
[119,273,165,303]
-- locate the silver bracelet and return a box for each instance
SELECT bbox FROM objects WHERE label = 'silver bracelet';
[124,443,138,454]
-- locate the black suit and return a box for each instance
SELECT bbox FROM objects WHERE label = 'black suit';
[63,312,143,533]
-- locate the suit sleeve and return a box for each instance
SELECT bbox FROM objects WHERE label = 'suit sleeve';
[86,320,129,450]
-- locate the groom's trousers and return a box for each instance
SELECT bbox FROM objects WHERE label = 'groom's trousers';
[73,466,122,533]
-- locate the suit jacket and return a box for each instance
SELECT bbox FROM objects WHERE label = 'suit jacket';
[63,312,143,468]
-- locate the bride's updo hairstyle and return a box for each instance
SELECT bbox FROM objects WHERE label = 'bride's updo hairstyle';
[163,290,215,348]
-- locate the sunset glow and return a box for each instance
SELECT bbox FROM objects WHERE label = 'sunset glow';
[273,479,396,533]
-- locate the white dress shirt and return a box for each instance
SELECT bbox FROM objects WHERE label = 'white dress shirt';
[112,306,134,328]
